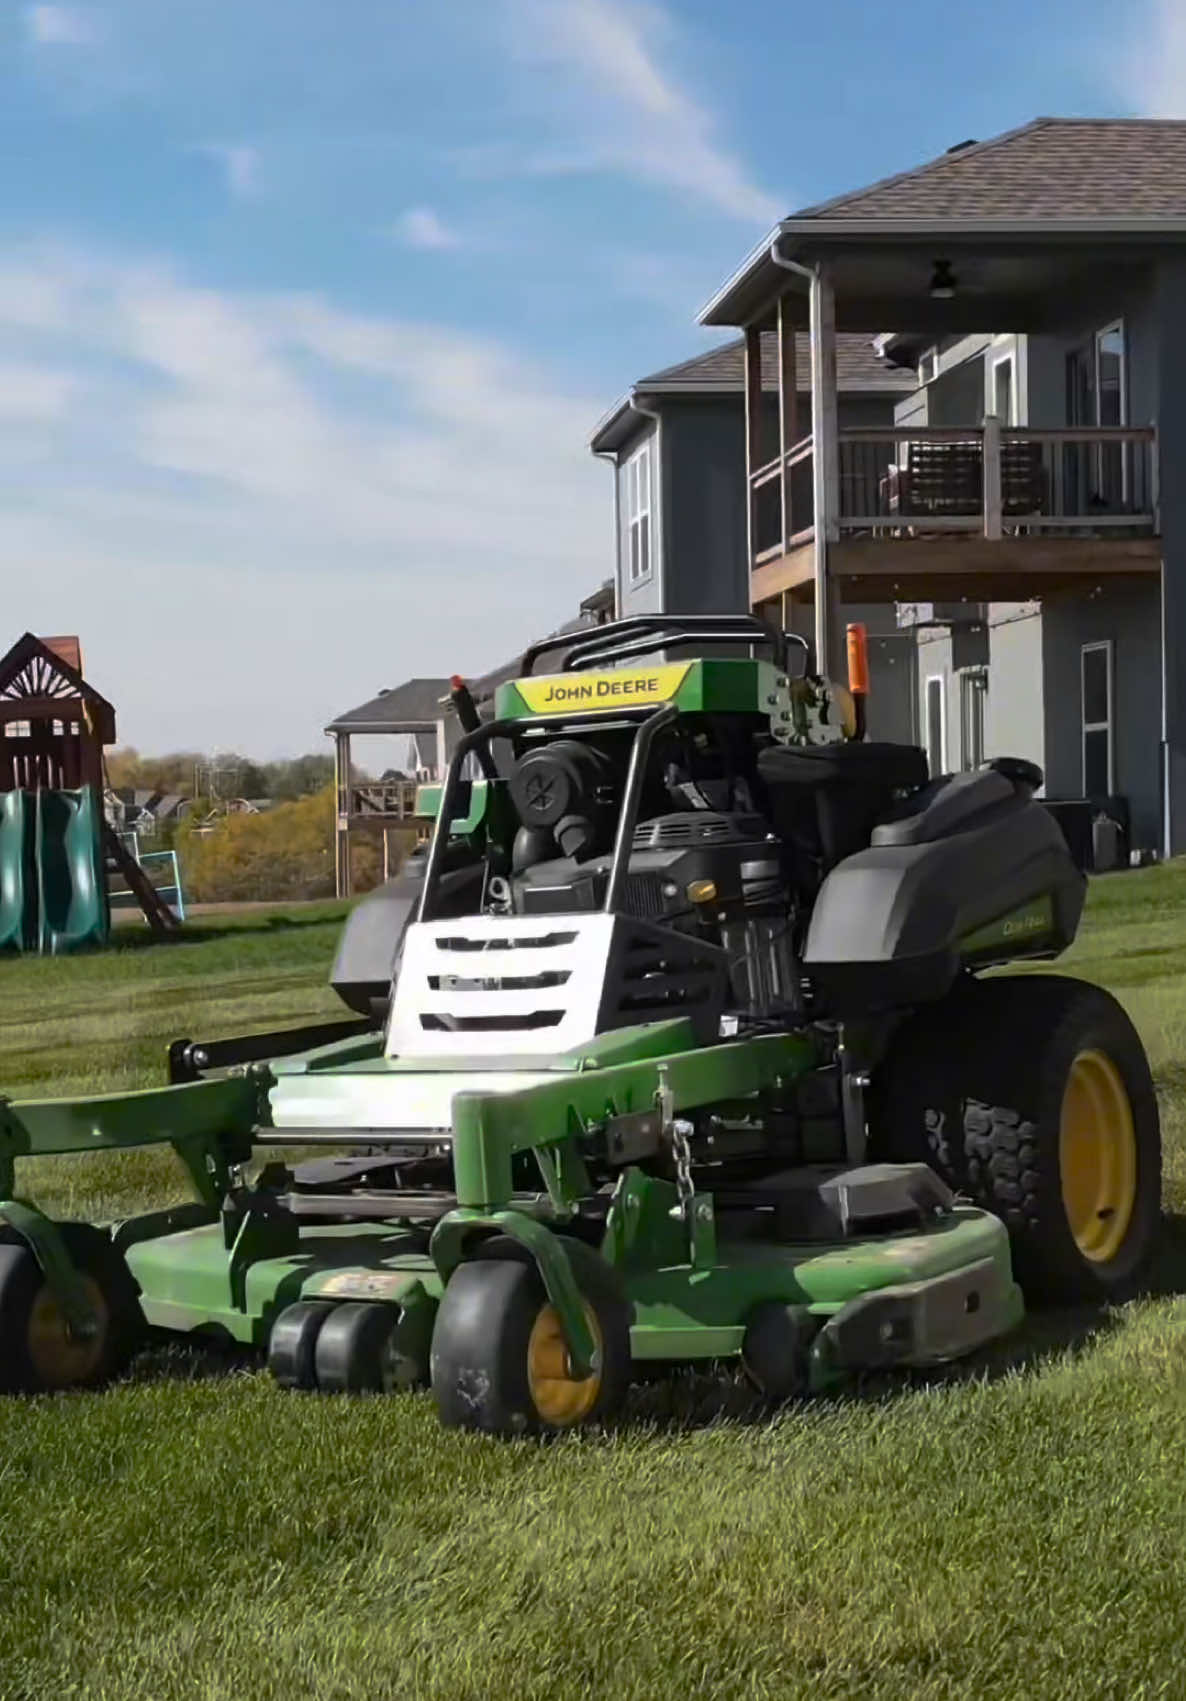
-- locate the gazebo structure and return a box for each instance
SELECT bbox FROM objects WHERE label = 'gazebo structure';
[325,582,616,898]
[325,678,452,898]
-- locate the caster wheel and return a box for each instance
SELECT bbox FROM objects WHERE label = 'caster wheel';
[313,1302,400,1393]
[431,1237,631,1435]
[267,1300,335,1390]
[0,1223,142,1395]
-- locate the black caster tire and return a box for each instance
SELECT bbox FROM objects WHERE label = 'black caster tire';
[0,1223,142,1394]
[431,1236,631,1436]
[267,1300,335,1390]
[871,974,1161,1305]
[313,1302,400,1393]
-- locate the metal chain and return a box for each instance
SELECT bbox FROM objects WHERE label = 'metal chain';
[670,1116,695,1219]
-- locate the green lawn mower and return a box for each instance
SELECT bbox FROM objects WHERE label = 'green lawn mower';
[0,614,1161,1431]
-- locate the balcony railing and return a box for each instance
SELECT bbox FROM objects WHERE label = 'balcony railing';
[343,780,423,819]
[750,423,1158,566]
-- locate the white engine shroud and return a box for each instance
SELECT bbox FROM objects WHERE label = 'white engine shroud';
[385,913,619,1060]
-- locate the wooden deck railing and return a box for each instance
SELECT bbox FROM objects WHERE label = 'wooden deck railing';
[343,780,423,820]
[750,423,1159,566]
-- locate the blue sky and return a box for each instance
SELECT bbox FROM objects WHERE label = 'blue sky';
[0,0,1175,753]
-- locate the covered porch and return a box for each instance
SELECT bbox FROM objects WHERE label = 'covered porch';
[702,239,1164,671]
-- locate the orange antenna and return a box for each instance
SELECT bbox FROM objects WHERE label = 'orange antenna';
[846,623,870,697]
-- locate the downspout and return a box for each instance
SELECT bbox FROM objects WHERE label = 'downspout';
[769,237,833,677]
[591,445,621,619]
[629,389,665,612]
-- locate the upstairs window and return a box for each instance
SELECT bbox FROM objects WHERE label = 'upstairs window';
[625,440,653,583]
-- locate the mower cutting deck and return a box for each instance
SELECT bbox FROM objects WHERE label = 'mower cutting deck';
[0,615,1160,1430]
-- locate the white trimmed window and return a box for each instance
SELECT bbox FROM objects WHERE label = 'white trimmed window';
[960,669,988,770]
[625,441,653,583]
[1081,641,1114,797]
[925,675,946,777]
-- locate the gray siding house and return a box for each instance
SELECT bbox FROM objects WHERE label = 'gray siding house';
[695,118,1181,858]
[589,335,921,741]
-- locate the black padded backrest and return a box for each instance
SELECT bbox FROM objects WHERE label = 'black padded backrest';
[759,742,929,878]
[872,768,1020,848]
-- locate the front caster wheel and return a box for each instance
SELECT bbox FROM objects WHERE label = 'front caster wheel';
[431,1239,631,1435]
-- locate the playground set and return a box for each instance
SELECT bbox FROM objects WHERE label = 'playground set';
[0,632,182,953]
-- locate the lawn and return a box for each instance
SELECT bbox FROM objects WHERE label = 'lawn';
[2,881,1186,1700]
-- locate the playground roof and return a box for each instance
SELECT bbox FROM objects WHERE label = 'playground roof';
[0,632,117,743]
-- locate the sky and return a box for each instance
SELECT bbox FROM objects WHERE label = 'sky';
[0,0,1178,756]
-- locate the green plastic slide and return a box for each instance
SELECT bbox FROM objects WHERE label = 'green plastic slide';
[0,787,110,955]
[0,790,33,953]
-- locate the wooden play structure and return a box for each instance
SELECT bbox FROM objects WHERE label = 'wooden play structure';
[0,633,180,951]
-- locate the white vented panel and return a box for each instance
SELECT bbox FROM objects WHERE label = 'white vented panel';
[386,914,617,1059]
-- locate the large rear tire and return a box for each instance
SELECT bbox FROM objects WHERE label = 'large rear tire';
[869,974,1160,1305]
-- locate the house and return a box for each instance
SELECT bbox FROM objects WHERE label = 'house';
[589,334,921,739]
[698,118,1181,857]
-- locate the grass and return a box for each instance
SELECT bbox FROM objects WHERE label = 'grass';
[3,882,1186,1698]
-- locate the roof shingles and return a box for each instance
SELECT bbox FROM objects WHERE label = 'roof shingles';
[789,119,1186,224]
[637,331,913,394]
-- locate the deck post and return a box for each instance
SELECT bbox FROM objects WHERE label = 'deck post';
[334,731,352,899]
[983,415,1003,540]
[744,325,763,570]
[778,295,798,549]
[809,264,841,676]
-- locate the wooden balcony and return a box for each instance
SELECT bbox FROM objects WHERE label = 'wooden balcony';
[750,423,1161,606]
[338,779,424,823]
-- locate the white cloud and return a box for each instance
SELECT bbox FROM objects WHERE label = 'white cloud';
[506,0,779,224]
[1114,0,1186,114]
[0,245,608,753]
[0,363,73,421]
[196,143,261,198]
[395,206,460,251]
[24,4,100,46]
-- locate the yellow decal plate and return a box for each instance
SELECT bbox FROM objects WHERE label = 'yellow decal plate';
[515,663,690,715]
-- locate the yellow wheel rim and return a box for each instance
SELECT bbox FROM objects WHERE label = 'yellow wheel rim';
[526,1300,602,1427]
[26,1275,108,1389]
[1059,1049,1138,1264]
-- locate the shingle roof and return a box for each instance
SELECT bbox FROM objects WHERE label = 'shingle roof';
[788,119,1186,224]
[326,677,449,734]
[636,332,915,394]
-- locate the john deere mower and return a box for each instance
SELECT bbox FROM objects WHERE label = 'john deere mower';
[0,615,1161,1430]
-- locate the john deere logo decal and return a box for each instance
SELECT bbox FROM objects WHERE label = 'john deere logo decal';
[515,664,690,714]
